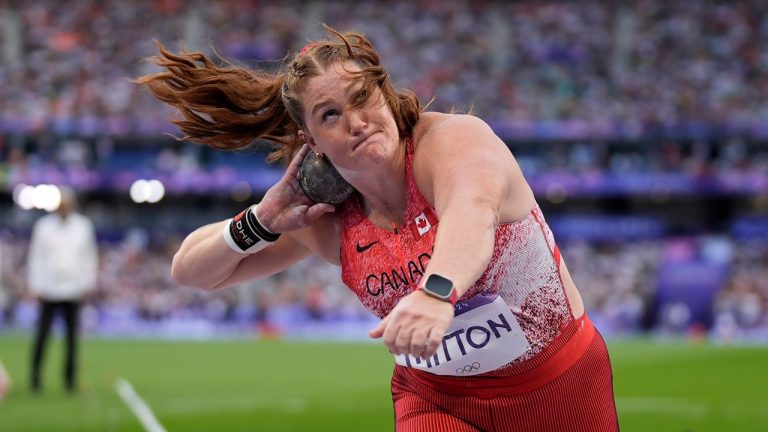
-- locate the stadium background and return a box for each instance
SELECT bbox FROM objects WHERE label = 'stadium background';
[1,0,767,431]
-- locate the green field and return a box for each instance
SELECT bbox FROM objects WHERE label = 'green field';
[0,335,766,432]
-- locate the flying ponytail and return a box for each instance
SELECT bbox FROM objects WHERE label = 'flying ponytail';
[136,26,421,162]
[135,43,299,160]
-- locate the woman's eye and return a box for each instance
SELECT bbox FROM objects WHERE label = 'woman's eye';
[355,90,368,103]
[322,110,339,121]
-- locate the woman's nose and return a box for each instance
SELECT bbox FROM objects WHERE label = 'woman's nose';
[348,110,367,135]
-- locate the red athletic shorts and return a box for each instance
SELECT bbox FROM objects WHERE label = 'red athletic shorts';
[391,315,618,432]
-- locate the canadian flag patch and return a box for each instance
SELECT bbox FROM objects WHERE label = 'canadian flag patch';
[410,207,438,237]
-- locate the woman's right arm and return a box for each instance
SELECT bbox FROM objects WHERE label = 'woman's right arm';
[171,144,335,290]
[171,221,314,290]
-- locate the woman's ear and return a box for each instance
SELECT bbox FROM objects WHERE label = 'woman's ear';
[298,131,322,157]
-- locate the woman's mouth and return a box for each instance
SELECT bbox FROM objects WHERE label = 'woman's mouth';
[352,133,376,151]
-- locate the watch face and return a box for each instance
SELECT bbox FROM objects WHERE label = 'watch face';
[424,274,454,298]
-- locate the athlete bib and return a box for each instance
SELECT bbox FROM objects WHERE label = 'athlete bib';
[395,294,530,376]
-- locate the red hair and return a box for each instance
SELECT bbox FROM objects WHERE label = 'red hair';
[135,25,421,162]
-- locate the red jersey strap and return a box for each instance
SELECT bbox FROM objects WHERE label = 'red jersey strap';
[403,137,438,234]
[531,207,561,266]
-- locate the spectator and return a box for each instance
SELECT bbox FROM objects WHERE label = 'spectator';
[27,187,98,394]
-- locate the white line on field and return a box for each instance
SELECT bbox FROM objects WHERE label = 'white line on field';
[115,378,167,432]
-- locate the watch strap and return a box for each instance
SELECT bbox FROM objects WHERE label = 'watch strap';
[418,274,458,306]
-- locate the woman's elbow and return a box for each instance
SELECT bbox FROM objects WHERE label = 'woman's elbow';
[170,252,218,291]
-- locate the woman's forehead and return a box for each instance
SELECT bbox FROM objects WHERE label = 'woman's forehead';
[303,62,364,101]
[309,61,362,86]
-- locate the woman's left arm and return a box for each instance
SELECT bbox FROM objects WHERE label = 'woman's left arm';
[369,115,518,359]
[415,115,514,295]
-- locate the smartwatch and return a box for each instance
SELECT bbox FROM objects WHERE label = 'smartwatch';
[419,274,458,305]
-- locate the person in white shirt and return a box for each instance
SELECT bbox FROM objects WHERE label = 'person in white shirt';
[27,188,98,394]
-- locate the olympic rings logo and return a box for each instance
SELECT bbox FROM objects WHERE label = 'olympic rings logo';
[455,362,481,374]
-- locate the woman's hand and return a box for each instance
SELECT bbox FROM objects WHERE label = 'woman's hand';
[256,145,335,233]
[368,289,455,360]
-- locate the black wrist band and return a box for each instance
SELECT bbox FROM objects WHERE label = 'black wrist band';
[228,206,280,252]
[244,206,280,242]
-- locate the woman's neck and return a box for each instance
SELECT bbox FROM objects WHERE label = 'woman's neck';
[362,193,407,229]
[355,160,407,228]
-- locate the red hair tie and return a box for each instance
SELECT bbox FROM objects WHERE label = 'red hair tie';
[299,42,321,56]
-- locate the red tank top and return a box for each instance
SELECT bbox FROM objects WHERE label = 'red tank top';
[340,139,574,365]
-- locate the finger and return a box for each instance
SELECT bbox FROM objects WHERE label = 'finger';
[382,318,403,354]
[305,203,336,222]
[285,144,311,178]
[422,326,445,359]
[368,314,391,339]
[409,329,429,358]
[393,324,414,356]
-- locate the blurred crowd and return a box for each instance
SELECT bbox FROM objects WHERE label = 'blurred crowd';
[1,0,766,197]
[713,240,768,341]
[1,0,768,138]
[516,137,768,196]
[1,134,766,198]
[1,229,767,341]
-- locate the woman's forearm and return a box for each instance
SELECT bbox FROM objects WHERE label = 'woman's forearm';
[171,221,243,290]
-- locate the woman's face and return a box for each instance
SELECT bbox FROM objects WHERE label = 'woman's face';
[300,61,401,176]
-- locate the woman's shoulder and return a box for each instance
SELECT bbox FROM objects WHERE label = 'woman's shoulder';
[412,112,492,149]
[413,111,458,138]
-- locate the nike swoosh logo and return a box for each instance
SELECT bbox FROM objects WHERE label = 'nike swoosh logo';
[356,240,379,253]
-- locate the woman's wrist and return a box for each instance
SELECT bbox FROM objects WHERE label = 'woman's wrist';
[222,204,281,254]
[250,204,278,235]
